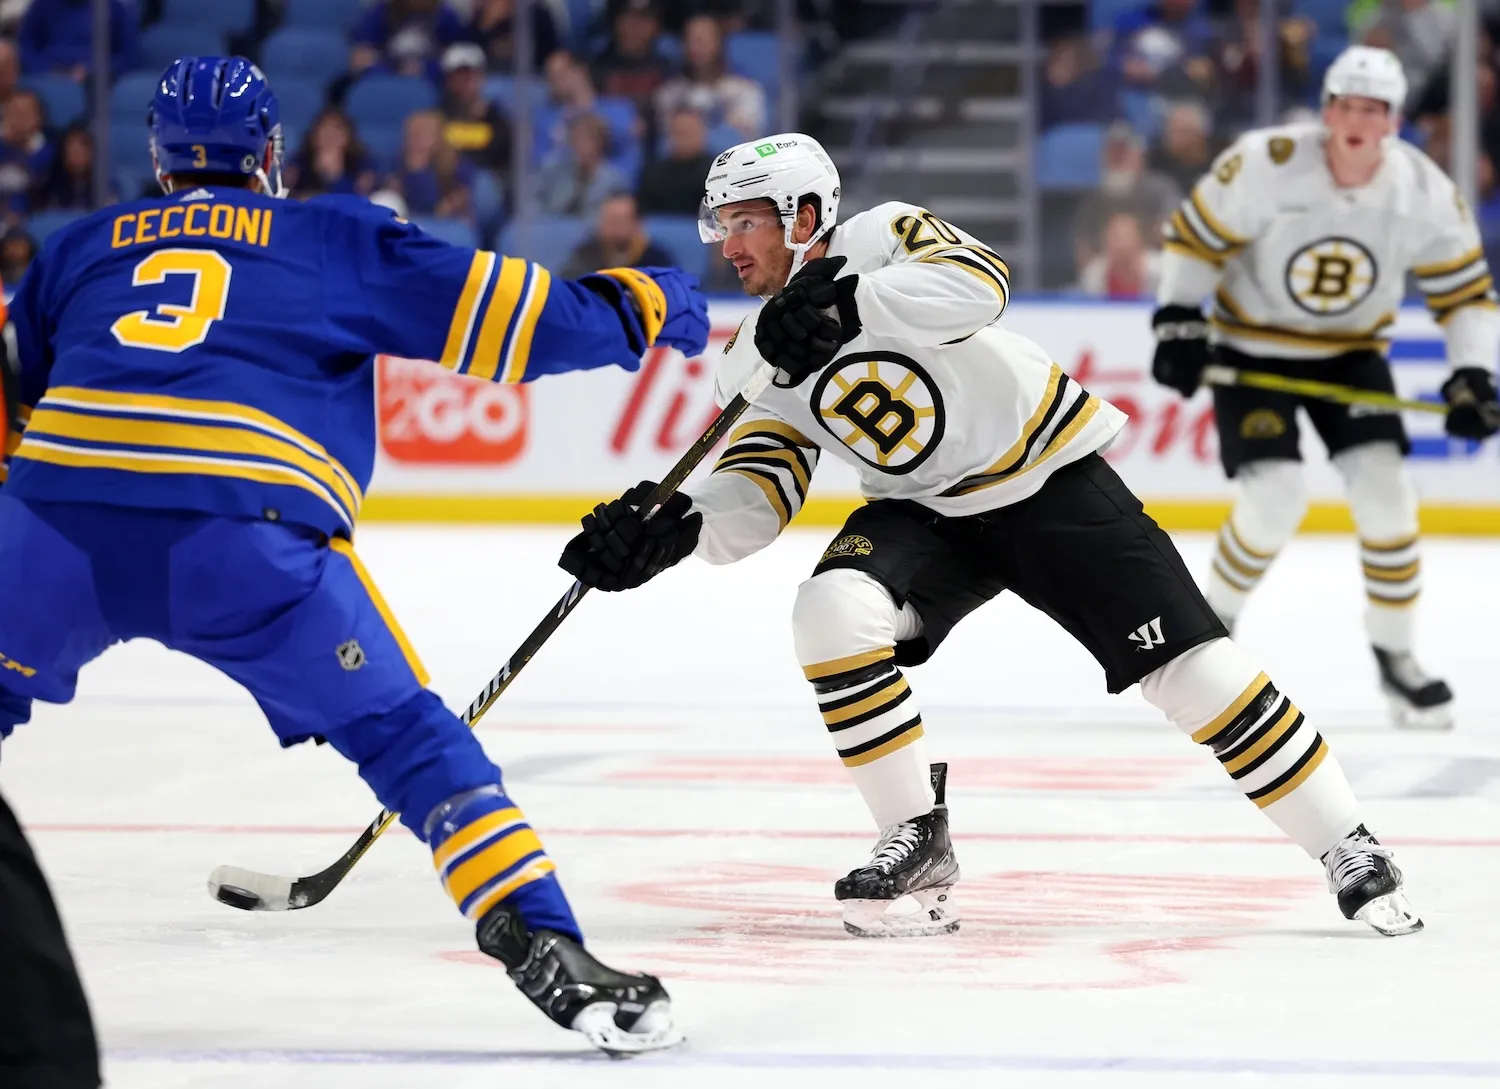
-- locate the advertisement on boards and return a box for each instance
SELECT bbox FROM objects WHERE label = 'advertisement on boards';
[363,300,1500,530]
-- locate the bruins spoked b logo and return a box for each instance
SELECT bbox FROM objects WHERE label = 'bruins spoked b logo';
[1284,237,1378,316]
[810,352,944,473]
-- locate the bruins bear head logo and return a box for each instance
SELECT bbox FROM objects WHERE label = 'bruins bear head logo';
[1240,409,1287,439]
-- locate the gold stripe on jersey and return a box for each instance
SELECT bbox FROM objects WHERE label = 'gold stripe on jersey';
[1188,187,1250,247]
[468,257,533,382]
[18,387,362,528]
[716,446,812,497]
[1165,208,1237,267]
[723,467,794,529]
[1412,247,1484,280]
[919,245,1011,309]
[1212,288,1397,350]
[726,418,817,450]
[440,251,497,370]
[943,387,1102,497]
[803,647,895,682]
[939,364,1063,496]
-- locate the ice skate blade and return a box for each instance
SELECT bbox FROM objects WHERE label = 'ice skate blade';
[1384,693,1454,731]
[1353,890,1424,937]
[572,1001,684,1057]
[841,886,959,938]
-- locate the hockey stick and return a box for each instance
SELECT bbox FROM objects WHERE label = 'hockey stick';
[208,359,779,912]
[1202,364,1446,416]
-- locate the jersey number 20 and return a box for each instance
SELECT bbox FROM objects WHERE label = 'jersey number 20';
[110,249,233,353]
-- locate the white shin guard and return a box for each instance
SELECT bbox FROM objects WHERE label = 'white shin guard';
[1335,443,1421,653]
[1208,460,1307,624]
[793,569,934,828]
[1142,638,1360,858]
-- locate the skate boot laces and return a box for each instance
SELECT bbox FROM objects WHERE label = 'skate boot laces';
[870,821,923,873]
[1323,832,1393,894]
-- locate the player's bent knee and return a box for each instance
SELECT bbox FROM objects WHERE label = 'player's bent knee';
[1236,459,1309,543]
[1334,443,1417,541]
[321,689,500,836]
[792,568,903,668]
[1140,637,1267,735]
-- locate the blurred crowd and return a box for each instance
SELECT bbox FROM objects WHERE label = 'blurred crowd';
[0,0,833,287]
[1039,0,1500,293]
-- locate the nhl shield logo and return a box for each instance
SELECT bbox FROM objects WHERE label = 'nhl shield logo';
[336,639,367,672]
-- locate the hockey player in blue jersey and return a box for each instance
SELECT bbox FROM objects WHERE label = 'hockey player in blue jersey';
[0,56,708,1058]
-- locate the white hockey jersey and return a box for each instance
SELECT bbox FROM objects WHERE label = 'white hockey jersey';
[688,201,1128,565]
[1158,122,1500,368]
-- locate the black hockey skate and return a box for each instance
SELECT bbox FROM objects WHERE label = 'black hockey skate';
[835,763,960,937]
[477,904,683,1055]
[1373,647,1454,730]
[1321,824,1423,937]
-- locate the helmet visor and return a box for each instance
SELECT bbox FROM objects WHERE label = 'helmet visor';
[698,198,784,243]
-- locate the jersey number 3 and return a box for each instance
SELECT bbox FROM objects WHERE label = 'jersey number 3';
[110,249,233,353]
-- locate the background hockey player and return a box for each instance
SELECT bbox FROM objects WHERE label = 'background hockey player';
[1151,45,1500,730]
[0,56,709,1056]
[558,133,1423,942]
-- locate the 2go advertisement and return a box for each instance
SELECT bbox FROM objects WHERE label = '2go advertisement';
[364,300,1500,526]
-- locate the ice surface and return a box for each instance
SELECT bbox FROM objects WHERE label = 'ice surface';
[4,527,1499,1088]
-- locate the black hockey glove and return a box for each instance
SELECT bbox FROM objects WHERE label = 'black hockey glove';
[1439,367,1500,441]
[559,480,702,592]
[1151,304,1213,399]
[754,255,861,388]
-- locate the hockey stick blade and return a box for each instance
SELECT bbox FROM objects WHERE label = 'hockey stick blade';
[209,360,778,911]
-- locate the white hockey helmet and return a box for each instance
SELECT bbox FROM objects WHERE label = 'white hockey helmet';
[1321,45,1407,114]
[698,133,841,259]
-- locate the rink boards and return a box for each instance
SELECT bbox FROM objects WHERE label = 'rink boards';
[362,299,1500,533]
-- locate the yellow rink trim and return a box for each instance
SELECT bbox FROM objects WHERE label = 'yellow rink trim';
[356,494,1500,536]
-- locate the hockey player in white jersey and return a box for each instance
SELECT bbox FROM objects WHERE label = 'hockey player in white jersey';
[560,133,1422,939]
[1152,45,1500,730]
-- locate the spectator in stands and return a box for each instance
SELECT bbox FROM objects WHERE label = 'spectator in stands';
[468,0,560,73]
[655,14,766,141]
[32,123,111,211]
[535,111,630,217]
[0,224,33,282]
[1148,100,1216,194]
[540,49,603,149]
[0,89,49,223]
[440,42,511,173]
[1078,211,1161,298]
[386,108,475,221]
[0,39,19,113]
[350,0,466,82]
[636,106,716,215]
[1218,0,1315,122]
[1353,0,1453,110]
[593,0,677,119]
[562,192,675,278]
[1109,0,1217,103]
[1039,37,1120,130]
[1411,37,1500,173]
[19,0,136,81]
[284,109,378,199]
[1072,121,1178,272]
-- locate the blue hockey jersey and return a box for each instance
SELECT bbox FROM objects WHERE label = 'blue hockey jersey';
[3,186,645,537]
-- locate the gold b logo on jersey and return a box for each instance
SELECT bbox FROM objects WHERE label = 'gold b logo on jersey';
[1284,237,1379,316]
[811,352,944,474]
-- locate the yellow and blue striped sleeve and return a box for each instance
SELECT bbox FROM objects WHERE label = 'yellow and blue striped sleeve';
[322,207,641,383]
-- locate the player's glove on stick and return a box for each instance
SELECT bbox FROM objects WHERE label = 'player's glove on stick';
[1439,367,1500,440]
[577,267,710,360]
[1151,304,1213,398]
[754,255,860,388]
[559,480,703,592]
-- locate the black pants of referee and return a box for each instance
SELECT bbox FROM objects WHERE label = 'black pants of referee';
[0,787,100,1088]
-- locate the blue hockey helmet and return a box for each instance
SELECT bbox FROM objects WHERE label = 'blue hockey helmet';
[148,56,285,197]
